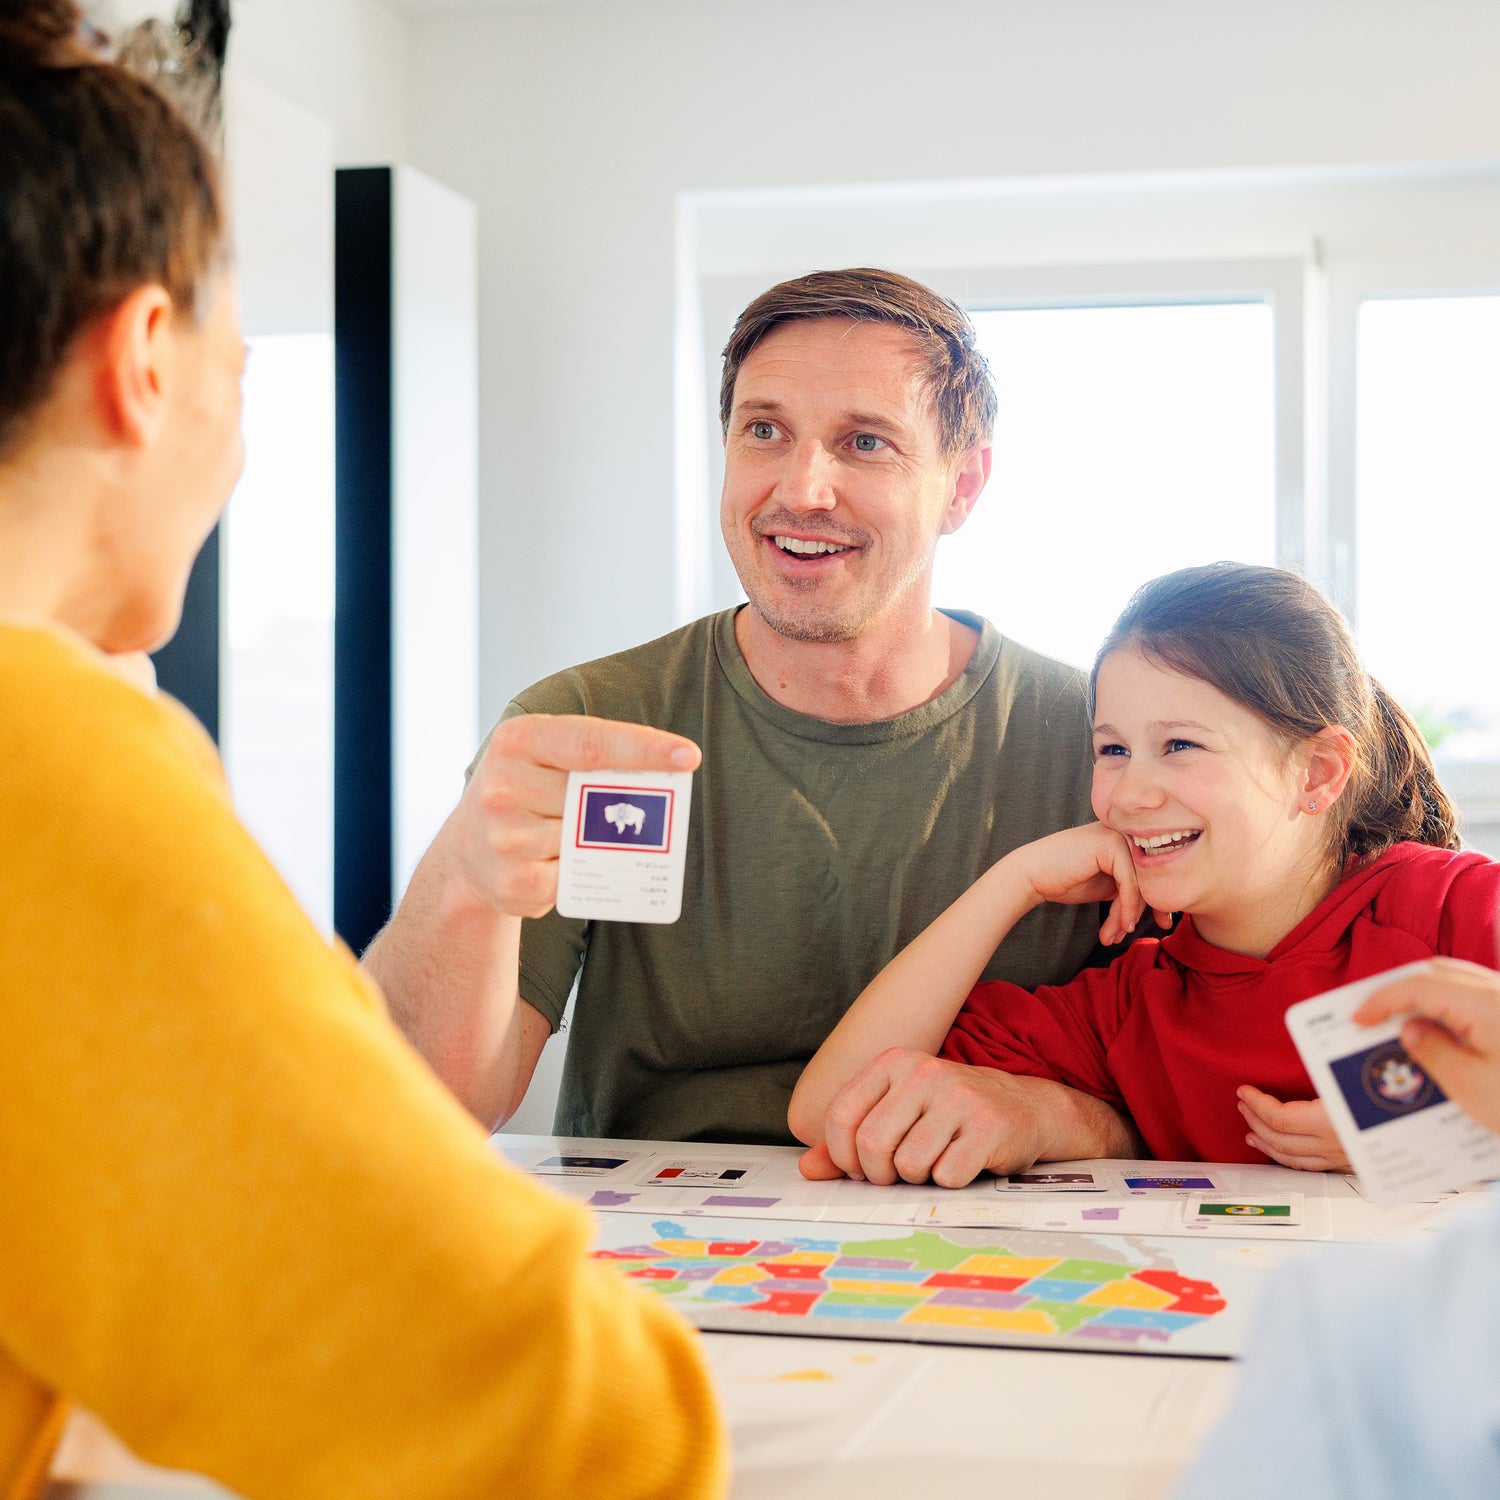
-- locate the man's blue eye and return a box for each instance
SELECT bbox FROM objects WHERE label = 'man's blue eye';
[750,421,776,440]
[852,433,885,452]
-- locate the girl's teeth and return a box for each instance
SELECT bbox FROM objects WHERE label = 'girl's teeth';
[1134,831,1198,851]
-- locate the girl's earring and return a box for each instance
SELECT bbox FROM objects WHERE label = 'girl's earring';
[1308,800,1318,812]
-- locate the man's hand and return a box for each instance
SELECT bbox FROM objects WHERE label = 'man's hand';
[798,1048,1134,1188]
[1236,1085,1350,1172]
[1353,958,1500,1136]
[456,714,700,918]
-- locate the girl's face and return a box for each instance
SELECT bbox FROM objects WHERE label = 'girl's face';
[1090,647,1334,957]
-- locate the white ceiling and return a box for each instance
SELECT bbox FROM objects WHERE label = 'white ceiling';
[385,0,723,11]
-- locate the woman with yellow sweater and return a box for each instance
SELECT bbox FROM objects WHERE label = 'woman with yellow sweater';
[0,5,726,1497]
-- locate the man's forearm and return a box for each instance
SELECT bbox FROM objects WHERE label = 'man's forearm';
[362,827,531,1128]
[1029,1075,1144,1163]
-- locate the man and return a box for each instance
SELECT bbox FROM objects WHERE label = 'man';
[365,268,1117,1152]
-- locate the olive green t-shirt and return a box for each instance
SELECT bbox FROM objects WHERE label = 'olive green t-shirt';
[500,608,1101,1145]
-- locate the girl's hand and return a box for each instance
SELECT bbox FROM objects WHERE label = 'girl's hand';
[1236,1086,1350,1171]
[1353,958,1500,1135]
[1010,823,1171,946]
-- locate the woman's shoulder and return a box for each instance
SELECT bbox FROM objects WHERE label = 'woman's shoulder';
[0,621,227,842]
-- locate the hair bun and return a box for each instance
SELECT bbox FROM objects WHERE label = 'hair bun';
[0,0,89,70]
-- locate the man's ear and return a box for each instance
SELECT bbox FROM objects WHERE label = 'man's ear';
[940,442,992,536]
[94,285,176,447]
[1302,725,1358,816]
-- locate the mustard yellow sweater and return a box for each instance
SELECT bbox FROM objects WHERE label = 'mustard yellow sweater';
[0,623,727,1500]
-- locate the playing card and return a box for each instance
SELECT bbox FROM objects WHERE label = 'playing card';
[641,1159,766,1188]
[556,769,692,923]
[1285,960,1500,1204]
[994,1170,1108,1192]
[1183,1193,1304,1228]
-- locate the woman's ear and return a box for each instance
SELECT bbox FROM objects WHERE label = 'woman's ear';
[1301,725,1357,816]
[93,284,176,447]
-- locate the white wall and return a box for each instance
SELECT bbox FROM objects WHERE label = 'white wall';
[230,0,410,165]
[402,0,1500,727]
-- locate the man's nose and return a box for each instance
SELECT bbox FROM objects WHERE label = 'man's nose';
[774,442,838,511]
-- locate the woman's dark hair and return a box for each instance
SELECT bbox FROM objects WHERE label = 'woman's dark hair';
[0,0,228,455]
[1090,562,1461,865]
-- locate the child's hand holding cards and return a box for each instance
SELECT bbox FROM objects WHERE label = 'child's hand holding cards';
[556,769,692,923]
[1285,960,1500,1204]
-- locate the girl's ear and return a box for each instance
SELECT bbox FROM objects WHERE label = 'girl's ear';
[93,284,176,447]
[1301,726,1357,815]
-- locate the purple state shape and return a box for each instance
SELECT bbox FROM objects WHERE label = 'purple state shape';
[1081,1207,1122,1221]
[589,1190,638,1208]
[836,1256,912,1270]
[928,1288,1030,1311]
[1073,1324,1170,1346]
[752,1241,800,1258]
[703,1195,780,1208]
[678,1265,721,1281]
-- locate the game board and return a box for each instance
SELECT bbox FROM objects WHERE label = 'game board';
[593,1213,1283,1358]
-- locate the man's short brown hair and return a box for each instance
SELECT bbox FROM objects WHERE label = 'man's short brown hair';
[719,268,997,459]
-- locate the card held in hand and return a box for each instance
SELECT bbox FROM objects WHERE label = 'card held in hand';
[556,768,693,923]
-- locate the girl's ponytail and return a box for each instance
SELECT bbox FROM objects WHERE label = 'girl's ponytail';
[1341,680,1462,860]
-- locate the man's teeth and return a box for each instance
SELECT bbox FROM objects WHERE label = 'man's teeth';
[1133,831,1200,851]
[774,536,850,555]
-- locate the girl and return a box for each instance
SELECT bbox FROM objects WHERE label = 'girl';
[788,562,1500,1185]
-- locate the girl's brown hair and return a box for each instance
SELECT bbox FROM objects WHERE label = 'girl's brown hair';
[1090,562,1461,865]
[0,0,226,455]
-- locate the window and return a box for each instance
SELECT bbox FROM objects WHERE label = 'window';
[1355,296,1500,762]
[934,302,1276,669]
[222,333,337,931]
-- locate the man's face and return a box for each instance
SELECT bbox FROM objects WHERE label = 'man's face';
[720,318,983,645]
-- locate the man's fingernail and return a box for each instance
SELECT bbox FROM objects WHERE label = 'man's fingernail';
[670,747,697,769]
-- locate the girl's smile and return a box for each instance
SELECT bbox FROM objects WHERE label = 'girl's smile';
[1090,648,1345,957]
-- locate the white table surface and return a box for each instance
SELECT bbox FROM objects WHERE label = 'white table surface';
[49,1133,1470,1499]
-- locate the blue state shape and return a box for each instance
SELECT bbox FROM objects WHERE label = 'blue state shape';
[1023,1277,1090,1302]
[1091,1307,1206,1334]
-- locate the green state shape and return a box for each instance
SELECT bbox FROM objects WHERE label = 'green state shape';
[1025,1299,1104,1333]
[821,1290,926,1309]
[842,1231,1010,1271]
[1045,1258,1135,1283]
[639,1280,689,1297]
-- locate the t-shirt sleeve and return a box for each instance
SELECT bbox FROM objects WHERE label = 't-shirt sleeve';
[0,658,725,1500]
[939,954,1141,1112]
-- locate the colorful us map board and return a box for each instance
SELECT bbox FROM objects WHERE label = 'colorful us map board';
[592,1212,1283,1358]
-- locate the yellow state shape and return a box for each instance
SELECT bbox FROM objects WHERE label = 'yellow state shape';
[764,1252,837,1267]
[651,1240,715,1257]
[826,1279,926,1297]
[955,1255,1059,1279]
[1078,1278,1176,1310]
[714,1264,771,1285]
[906,1305,1058,1334]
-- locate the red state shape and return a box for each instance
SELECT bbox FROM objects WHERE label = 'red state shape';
[745,1289,820,1316]
[709,1242,760,1257]
[758,1262,826,1281]
[924,1273,1029,1292]
[625,1267,678,1280]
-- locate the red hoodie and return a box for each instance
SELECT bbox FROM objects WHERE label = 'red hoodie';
[940,842,1500,1163]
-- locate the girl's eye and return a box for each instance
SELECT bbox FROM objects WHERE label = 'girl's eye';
[749,420,778,441]
[1094,742,1127,759]
[1165,738,1201,754]
[851,432,887,453]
